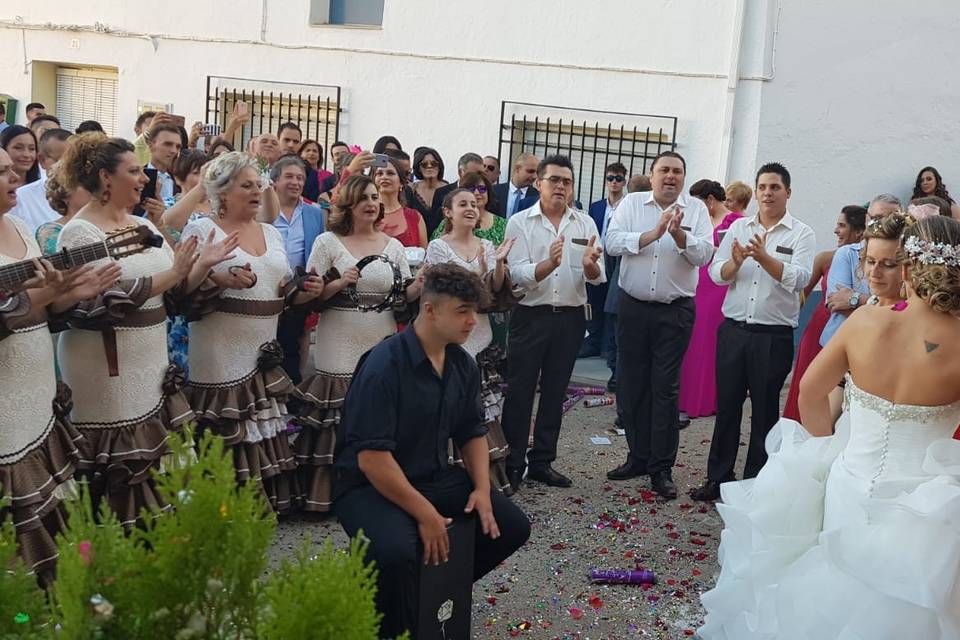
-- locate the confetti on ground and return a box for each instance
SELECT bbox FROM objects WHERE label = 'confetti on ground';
[269,388,768,637]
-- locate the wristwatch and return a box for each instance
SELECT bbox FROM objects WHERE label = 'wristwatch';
[849,293,861,308]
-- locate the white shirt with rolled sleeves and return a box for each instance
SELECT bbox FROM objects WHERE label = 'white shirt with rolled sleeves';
[504,202,606,308]
[709,212,816,327]
[604,192,714,303]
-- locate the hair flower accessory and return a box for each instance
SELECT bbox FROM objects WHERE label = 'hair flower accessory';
[904,235,960,267]
[907,203,941,221]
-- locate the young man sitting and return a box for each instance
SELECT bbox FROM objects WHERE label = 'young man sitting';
[333,263,531,638]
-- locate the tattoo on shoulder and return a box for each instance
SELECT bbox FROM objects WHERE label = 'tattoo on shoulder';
[924,340,940,353]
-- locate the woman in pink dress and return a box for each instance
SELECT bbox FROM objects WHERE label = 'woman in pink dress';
[782,204,867,420]
[678,180,748,418]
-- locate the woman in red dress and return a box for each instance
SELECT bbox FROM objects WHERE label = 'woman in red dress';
[782,204,867,420]
[374,156,427,249]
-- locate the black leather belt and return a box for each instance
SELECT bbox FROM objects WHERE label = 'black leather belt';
[525,304,582,313]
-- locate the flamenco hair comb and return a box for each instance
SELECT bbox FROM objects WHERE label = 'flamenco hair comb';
[904,235,960,267]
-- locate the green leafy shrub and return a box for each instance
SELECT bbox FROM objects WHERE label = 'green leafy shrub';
[1,430,401,639]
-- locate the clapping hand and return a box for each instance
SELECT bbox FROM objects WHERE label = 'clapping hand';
[172,236,201,277]
[494,237,516,263]
[731,238,750,267]
[667,207,685,236]
[655,209,673,238]
[549,235,564,267]
[746,232,769,260]
[62,263,123,301]
[581,235,603,268]
[197,229,239,272]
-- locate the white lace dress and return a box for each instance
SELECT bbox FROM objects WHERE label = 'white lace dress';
[181,218,302,513]
[294,232,410,512]
[424,237,494,357]
[0,215,81,580]
[56,217,193,526]
[699,374,960,639]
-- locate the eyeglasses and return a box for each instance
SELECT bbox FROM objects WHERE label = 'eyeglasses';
[420,161,439,168]
[484,164,498,172]
[466,185,488,194]
[606,174,625,183]
[544,176,573,187]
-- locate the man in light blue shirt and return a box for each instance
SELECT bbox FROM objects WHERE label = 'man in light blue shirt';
[271,155,325,382]
[819,194,901,346]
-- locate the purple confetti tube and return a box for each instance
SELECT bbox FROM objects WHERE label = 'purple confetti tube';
[570,386,606,396]
[562,397,580,413]
[589,569,657,585]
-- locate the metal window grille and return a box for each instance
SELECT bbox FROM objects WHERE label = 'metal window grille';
[55,67,119,136]
[205,76,342,168]
[497,101,678,207]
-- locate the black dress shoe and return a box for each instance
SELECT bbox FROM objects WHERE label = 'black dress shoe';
[607,460,646,480]
[650,471,678,500]
[678,412,691,430]
[507,468,524,493]
[606,374,617,392]
[527,465,572,488]
[689,480,722,501]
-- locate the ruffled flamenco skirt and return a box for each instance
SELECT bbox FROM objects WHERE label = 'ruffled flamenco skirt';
[698,418,960,639]
[186,342,302,514]
[448,346,510,492]
[291,369,346,513]
[0,383,82,584]
[75,365,194,529]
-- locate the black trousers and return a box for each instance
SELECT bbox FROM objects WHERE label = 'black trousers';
[616,294,695,474]
[276,308,307,384]
[707,318,795,482]
[502,305,586,471]
[335,467,531,638]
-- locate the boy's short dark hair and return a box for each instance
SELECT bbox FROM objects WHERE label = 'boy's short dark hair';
[605,161,628,175]
[25,102,45,113]
[422,263,489,307]
[30,114,60,128]
[756,162,791,189]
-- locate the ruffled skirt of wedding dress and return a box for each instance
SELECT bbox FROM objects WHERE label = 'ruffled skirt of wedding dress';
[699,417,960,640]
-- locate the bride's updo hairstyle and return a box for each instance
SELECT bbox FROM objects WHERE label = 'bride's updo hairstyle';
[901,215,960,316]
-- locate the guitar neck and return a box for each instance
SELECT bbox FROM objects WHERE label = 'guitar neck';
[0,240,111,292]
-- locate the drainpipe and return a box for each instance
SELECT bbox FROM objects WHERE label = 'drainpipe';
[717,0,746,183]
[260,0,268,41]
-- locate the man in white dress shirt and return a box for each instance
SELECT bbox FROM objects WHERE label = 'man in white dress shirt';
[690,162,816,501]
[502,154,605,492]
[604,151,714,499]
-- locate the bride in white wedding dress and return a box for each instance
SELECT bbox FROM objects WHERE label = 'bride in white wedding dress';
[699,215,960,639]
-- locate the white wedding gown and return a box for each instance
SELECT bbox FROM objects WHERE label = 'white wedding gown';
[700,374,960,639]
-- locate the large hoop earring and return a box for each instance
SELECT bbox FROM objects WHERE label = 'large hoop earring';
[98,187,111,205]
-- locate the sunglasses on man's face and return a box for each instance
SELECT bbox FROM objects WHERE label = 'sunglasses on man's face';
[606,174,625,183]
[466,185,488,194]
[484,164,498,172]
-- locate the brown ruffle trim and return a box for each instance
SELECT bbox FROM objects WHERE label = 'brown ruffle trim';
[186,342,302,513]
[74,366,194,528]
[63,276,153,331]
[291,371,349,513]
[0,383,82,581]
[187,366,298,426]
[164,276,223,322]
[480,270,524,313]
[447,419,510,492]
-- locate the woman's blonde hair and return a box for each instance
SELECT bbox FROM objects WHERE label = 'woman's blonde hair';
[725,180,753,211]
[202,151,264,214]
[901,215,960,315]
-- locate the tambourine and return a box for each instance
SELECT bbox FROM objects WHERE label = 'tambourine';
[345,254,406,313]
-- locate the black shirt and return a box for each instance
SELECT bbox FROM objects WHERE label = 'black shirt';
[334,326,488,497]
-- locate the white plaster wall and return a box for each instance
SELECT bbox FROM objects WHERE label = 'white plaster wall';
[0,0,751,195]
[754,0,960,248]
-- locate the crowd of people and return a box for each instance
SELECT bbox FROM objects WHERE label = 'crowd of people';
[3,98,960,637]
